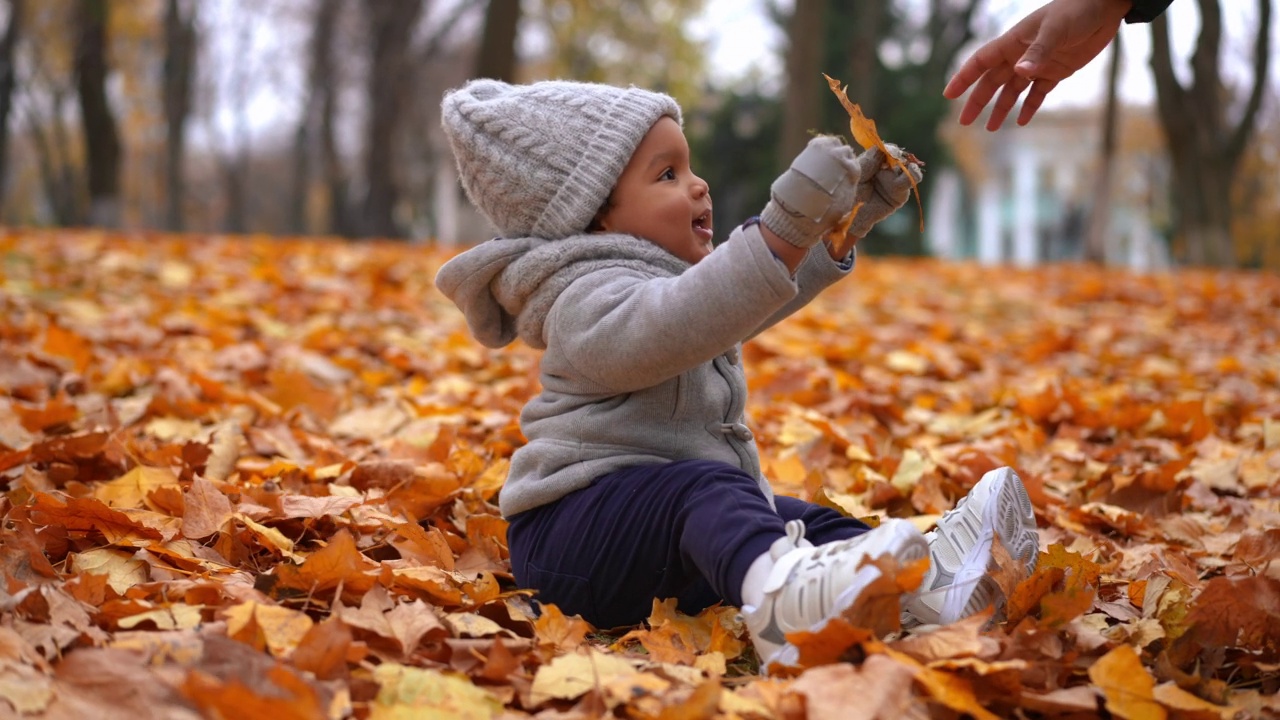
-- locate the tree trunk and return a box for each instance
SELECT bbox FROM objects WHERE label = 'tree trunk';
[223,155,247,234]
[0,0,23,212]
[778,0,825,168]
[27,90,82,225]
[476,0,520,82]
[360,0,421,238]
[841,0,886,122]
[221,10,253,234]
[290,0,342,235]
[1085,34,1122,264]
[163,0,197,232]
[75,0,121,228]
[1150,0,1271,268]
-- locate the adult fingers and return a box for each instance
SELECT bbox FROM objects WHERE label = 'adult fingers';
[986,75,1032,131]
[958,64,1017,126]
[1016,78,1058,126]
[944,38,1009,99]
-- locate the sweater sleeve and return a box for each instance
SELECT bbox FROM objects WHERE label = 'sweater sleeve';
[545,223,799,392]
[1125,0,1174,23]
[746,243,854,341]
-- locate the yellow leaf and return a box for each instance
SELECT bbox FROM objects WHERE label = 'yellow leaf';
[885,349,929,375]
[890,448,932,495]
[225,601,315,658]
[443,613,505,638]
[95,466,180,510]
[71,547,147,594]
[236,514,304,562]
[370,663,502,720]
[1088,644,1166,720]
[529,649,638,706]
[117,604,205,631]
[824,73,925,231]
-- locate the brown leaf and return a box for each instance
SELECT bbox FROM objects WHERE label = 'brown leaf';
[1186,575,1280,657]
[788,655,920,719]
[181,475,233,539]
[29,492,163,544]
[389,521,456,570]
[476,635,524,683]
[335,585,445,659]
[290,617,354,681]
[884,646,1003,720]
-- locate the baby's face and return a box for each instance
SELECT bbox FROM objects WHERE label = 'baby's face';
[595,117,714,264]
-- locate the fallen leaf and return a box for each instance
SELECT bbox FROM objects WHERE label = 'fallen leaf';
[225,601,316,657]
[182,475,233,539]
[788,655,917,719]
[370,663,503,719]
[824,72,925,231]
[528,648,637,706]
[1088,644,1165,720]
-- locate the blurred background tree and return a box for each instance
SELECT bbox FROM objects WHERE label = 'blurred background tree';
[0,0,1273,270]
[1151,0,1271,268]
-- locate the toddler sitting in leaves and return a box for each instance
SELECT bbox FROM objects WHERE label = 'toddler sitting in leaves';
[434,78,1039,669]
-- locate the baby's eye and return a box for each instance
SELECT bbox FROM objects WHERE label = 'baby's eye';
[660,168,676,181]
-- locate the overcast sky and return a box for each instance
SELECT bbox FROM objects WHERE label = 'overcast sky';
[199,0,1276,152]
[696,0,1277,112]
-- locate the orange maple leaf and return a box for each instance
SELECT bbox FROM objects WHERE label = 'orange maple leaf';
[824,73,925,232]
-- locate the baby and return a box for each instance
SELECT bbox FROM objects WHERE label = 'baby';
[435,79,1039,667]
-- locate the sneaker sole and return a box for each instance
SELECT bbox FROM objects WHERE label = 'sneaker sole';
[939,468,1038,624]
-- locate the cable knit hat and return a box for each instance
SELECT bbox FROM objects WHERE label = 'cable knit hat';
[440,79,683,240]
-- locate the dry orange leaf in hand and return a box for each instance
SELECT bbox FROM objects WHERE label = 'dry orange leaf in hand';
[823,73,925,232]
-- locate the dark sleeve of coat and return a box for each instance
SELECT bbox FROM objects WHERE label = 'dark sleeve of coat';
[1125,0,1175,23]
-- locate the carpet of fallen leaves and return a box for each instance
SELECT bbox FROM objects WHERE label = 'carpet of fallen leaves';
[2,229,1279,719]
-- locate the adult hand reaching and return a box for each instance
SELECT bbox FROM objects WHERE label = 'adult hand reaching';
[944,0,1135,130]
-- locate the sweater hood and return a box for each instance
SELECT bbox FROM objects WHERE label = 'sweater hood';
[434,234,690,349]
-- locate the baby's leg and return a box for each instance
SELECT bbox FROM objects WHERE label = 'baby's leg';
[506,459,788,630]
[772,496,872,544]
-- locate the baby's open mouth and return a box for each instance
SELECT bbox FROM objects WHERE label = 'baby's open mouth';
[693,211,712,239]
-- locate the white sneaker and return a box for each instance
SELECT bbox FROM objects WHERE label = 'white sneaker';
[744,518,928,667]
[903,467,1039,626]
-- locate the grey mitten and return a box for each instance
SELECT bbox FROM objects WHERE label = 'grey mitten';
[846,144,923,239]
[761,136,861,248]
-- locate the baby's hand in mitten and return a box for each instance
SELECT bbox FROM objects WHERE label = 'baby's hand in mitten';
[846,145,923,239]
[761,136,861,248]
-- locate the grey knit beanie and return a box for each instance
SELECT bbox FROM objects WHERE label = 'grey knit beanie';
[440,79,683,240]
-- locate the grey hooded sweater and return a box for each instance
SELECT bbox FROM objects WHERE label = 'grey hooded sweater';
[435,223,853,517]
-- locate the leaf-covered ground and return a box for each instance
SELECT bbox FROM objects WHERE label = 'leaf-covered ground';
[2,229,1279,719]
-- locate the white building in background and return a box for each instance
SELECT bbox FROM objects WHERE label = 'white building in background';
[926,106,1173,270]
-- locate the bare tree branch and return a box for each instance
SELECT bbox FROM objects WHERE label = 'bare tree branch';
[1226,0,1272,164]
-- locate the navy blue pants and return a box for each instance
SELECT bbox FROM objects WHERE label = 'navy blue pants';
[506,459,871,629]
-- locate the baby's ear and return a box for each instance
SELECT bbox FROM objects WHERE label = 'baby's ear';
[586,196,615,233]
